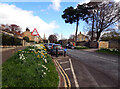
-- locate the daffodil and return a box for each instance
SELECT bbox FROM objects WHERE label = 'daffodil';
[37,55,40,58]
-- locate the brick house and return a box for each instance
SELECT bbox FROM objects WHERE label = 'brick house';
[22,28,43,43]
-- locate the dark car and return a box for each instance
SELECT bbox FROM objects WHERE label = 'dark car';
[51,44,63,55]
[66,44,74,49]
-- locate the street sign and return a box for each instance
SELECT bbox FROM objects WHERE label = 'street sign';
[31,28,39,36]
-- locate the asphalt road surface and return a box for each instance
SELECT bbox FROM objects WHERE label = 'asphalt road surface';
[67,49,119,87]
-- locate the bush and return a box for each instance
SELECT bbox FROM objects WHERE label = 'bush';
[2,33,22,46]
[97,48,120,55]
[23,36,29,42]
[74,46,89,49]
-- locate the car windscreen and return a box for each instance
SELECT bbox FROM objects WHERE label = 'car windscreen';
[53,45,62,49]
[48,44,52,46]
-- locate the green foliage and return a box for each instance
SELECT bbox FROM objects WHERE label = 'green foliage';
[55,42,60,44]
[2,33,22,45]
[23,36,29,42]
[62,4,90,43]
[48,34,57,43]
[62,4,90,24]
[2,46,59,87]
[101,31,120,41]
[74,46,89,49]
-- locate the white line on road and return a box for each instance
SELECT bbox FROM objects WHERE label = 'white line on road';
[64,68,71,71]
[69,58,79,87]
[92,55,117,63]
[60,61,69,64]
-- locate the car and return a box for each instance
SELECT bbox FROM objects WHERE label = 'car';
[66,44,74,49]
[44,43,55,51]
[50,44,63,55]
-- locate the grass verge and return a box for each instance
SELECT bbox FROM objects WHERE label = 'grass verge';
[74,46,89,49]
[2,45,59,87]
[96,48,120,56]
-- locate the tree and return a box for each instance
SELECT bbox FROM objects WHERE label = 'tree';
[48,34,57,43]
[87,30,97,41]
[68,34,75,42]
[9,24,22,34]
[86,1,119,41]
[62,4,90,45]
[23,36,29,42]
[101,30,120,41]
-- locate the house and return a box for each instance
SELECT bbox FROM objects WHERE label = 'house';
[22,28,43,43]
[77,32,89,42]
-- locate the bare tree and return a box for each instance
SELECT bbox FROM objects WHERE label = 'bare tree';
[86,1,119,41]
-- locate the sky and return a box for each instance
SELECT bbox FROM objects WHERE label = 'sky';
[0,0,119,39]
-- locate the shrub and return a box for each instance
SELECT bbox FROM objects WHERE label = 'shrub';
[97,48,120,55]
[74,46,89,49]
[23,36,29,42]
[2,33,22,46]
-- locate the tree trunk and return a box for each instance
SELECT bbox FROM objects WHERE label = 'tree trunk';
[91,14,94,41]
[96,30,102,41]
[75,19,79,46]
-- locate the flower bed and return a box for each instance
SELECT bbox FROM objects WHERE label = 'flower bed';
[2,44,59,87]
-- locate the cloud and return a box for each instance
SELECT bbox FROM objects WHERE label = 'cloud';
[48,0,61,11]
[0,3,59,38]
[74,0,90,9]
[78,0,90,5]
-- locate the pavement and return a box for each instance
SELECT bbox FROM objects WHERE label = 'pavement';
[0,46,25,64]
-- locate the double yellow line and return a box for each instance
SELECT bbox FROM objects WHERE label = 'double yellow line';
[55,60,71,88]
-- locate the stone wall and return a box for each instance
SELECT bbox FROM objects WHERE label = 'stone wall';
[99,41,109,49]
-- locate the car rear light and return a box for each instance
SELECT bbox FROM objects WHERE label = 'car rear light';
[61,46,62,49]
[51,46,53,49]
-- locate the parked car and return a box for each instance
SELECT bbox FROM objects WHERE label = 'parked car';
[44,43,55,51]
[51,44,63,55]
[66,44,74,49]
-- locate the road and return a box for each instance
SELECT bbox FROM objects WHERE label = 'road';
[67,49,119,87]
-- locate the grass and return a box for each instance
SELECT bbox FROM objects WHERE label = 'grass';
[2,46,59,88]
[96,48,120,56]
[74,46,89,49]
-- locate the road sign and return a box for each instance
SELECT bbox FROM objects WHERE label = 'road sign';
[31,28,39,36]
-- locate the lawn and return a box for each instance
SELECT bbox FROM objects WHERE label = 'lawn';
[2,44,59,88]
[96,48,120,56]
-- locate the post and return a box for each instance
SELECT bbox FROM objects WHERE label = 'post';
[64,48,67,57]
[34,36,36,49]
[56,47,58,57]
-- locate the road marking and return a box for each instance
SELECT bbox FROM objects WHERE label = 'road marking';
[55,60,67,87]
[56,60,71,88]
[64,68,71,71]
[92,55,117,63]
[60,61,69,64]
[69,58,79,87]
